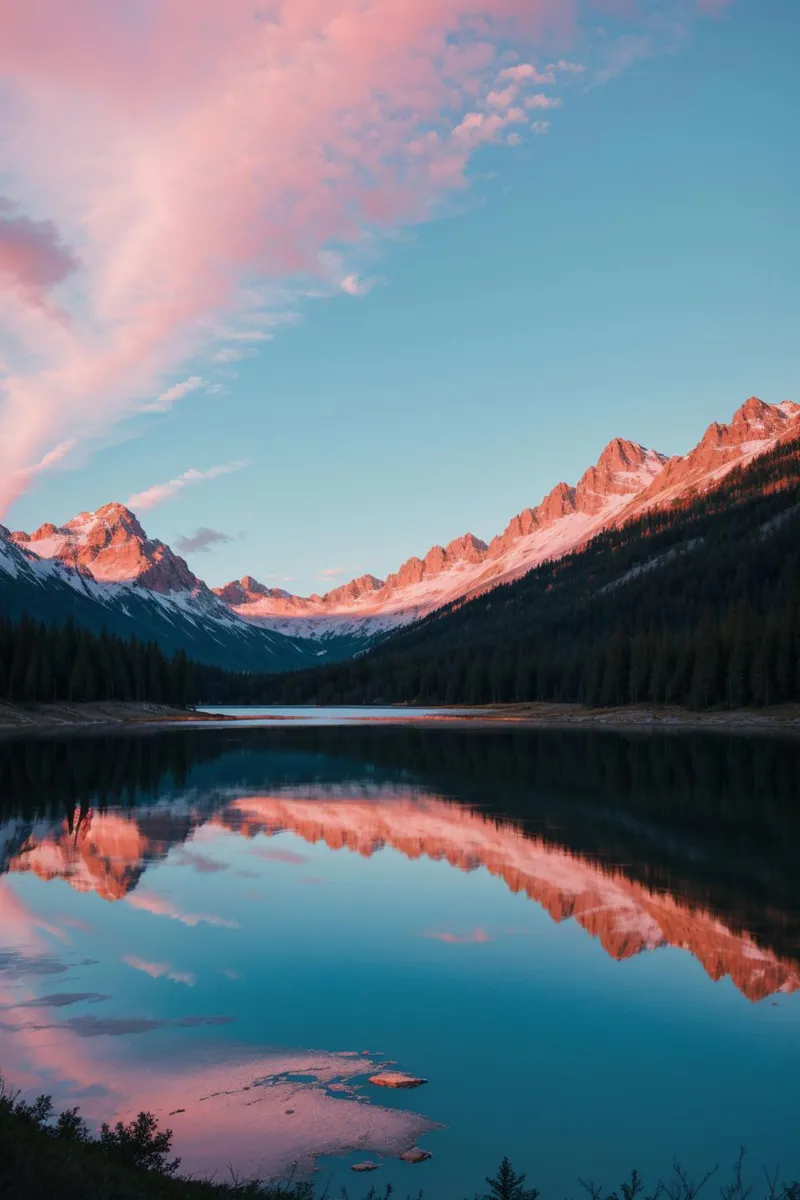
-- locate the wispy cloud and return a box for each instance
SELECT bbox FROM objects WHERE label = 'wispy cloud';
[216,329,274,343]
[317,566,347,580]
[123,955,196,986]
[126,461,248,511]
[549,59,586,74]
[143,375,206,413]
[499,63,557,85]
[0,4,728,511]
[175,527,234,555]
[592,36,655,87]
[212,347,256,364]
[340,274,377,298]
[27,437,78,474]
[526,94,562,110]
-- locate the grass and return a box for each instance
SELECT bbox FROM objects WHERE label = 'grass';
[0,1080,797,1200]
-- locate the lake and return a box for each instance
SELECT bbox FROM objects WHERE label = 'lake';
[197,704,479,724]
[1,722,798,1197]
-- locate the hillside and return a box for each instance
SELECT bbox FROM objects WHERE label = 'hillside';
[248,434,800,708]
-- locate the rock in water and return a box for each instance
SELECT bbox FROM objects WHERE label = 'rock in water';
[400,1148,432,1164]
[351,1162,381,1173]
[368,1071,427,1089]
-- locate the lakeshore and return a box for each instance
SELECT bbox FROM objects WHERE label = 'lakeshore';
[2,699,800,737]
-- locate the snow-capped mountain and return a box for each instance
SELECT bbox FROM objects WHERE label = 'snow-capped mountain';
[3,396,798,665]
[616,397,800,522]
[0,508,323,672]
[9,503,198,593]
[216,397,800,643]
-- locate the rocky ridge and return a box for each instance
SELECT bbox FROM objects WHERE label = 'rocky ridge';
[215,397,800,639]
[10,503,202,596]
[6,396,800,651]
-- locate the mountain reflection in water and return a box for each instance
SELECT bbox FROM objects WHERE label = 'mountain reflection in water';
[5,786,798,1003]
[0,726,798,1192]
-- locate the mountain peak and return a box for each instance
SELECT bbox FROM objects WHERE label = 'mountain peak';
[617,397,800,524]
[697,396,796,451]
[11,502,200,594]
[324,574,386,606]
[732,396,770,424]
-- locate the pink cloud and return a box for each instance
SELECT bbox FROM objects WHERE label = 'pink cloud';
[0,198,77,308]
[0,2,729,511]
[526,93,562,109]
[340,273,377,297]
[126,461,248,511]
[499,63,556,84]
[486,86,518,108]
[27,437,78,474]
[142,375,205,413]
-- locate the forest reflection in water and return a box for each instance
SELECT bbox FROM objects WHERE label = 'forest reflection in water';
[0,725,798,1195]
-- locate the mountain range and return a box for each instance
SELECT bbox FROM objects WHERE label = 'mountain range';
[1,396,798,670]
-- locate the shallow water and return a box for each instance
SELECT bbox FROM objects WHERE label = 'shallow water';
[198,704,471,724]
[1,724,798,1196]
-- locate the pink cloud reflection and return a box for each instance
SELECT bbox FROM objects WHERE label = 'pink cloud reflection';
[251,846,309,865]
[126,891,239,929]
[423,926,491,944]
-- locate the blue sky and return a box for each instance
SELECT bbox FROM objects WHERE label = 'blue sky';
[2,0,797,594]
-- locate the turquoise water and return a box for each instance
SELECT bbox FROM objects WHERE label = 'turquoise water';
[0,725,798,1196]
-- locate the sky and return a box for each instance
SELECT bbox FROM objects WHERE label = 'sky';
[0,0,796,595]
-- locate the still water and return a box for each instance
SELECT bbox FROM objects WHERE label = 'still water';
[0,724,798,1196]
[198,705,474,724]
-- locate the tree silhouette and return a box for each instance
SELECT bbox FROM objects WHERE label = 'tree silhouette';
[485,1157,540,1200]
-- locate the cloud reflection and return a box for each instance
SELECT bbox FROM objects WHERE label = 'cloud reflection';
[126,891,239,929]
[123,956,196,986]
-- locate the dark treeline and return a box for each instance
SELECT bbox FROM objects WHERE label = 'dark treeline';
[3,437,800,713]
[242,436,800,709]
[0,616,198,706]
